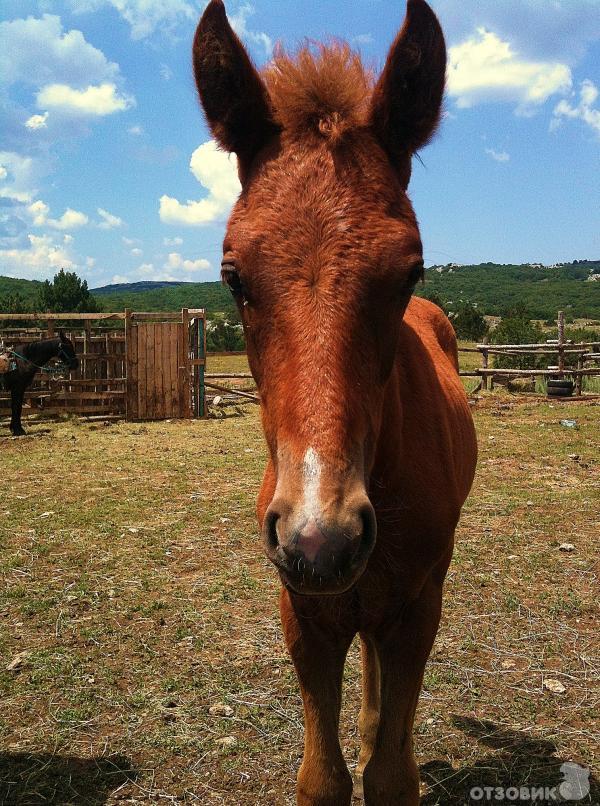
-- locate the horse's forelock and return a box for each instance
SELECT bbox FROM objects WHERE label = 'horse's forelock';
[262,43,373,144]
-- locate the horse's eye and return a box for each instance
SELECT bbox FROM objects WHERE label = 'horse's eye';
[407,263,425,287]
[221,263,246,301]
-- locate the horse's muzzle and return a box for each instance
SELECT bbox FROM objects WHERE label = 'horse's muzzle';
[263,500,376,595]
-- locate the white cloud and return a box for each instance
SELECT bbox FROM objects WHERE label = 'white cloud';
[135,261,179,281]
[51,208,89,229]
[229,4,272,58]
[122,236,140,247]
[0,233,76,278]
[164,252,210,273]
[447,28,572,111]
[128,124,143,135]
[159,140,241,226]
[435,0,600,65]
[37,82,133,117]
[485,147,510,163]
[351,34,373,46]
[163,236,182,246]
[97,207,123,229]
[0,15,119,88]
[25,112,49,130]
[0,151,45,203]
[86,256,96,268]
[111,274,129,284]
[552,79,600,137]
[160,63,173,81]
[131,247,143,256]
[28,199,89,230]
[27,200,50,227]
[70,0,195,41]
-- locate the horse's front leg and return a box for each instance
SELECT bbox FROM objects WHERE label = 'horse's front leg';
[362,574,445,806]
[280,588,354,806]
[10,387,26,436]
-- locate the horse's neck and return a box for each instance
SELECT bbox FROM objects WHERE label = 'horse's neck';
[26,338,60,366]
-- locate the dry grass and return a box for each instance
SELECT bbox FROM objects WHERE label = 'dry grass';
[0,389,598,804]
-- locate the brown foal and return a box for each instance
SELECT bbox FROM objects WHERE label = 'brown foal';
[192,1,477,803]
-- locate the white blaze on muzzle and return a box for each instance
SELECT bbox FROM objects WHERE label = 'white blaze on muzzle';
[301,447,322,521]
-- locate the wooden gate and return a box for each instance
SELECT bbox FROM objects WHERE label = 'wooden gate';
[0,309,205,422]
[125,309,205,420]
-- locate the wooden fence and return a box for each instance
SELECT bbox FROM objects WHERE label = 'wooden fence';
[0,309,206,421]
[204,312,600,407]
[458,312,600,395]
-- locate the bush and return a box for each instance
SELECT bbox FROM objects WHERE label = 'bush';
[564,327,600,344]
[0,292,30,328]
[451,303,488,341]
[490,316,546,369]
[206,312,245,352]
[418,290,448,314]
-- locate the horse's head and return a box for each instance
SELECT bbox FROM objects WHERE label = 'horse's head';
[58,330,79,370]
[194,0,446,594]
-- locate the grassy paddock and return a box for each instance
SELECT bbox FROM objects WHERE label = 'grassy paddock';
[1,395,598,804]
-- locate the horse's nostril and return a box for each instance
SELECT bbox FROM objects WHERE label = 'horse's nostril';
[264,509,280,552]
[358,502,377,550]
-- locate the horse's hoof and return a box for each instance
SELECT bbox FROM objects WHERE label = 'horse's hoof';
[11,429,26,437]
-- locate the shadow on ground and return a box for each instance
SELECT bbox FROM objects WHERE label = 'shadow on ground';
[0,753,136,805]
[421,716,598,805]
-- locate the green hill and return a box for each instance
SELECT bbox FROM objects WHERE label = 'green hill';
[2,260,599,319]
[0,276,43,306]
[91,280,234,315]
[415,260,600,320]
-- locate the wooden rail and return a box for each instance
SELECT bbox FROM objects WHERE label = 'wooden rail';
[458,311,600,394]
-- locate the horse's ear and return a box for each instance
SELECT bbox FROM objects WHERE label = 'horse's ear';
[369,0,446,168]
[58,329,66,341]
[193,0,279,170]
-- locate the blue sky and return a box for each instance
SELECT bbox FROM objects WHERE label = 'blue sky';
[1,0,599,287]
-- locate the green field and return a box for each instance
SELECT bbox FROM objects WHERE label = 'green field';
[1,379,598,803]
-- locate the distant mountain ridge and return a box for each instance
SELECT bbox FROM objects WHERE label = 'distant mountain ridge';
[1,260,599,319]
[92,280,193,295]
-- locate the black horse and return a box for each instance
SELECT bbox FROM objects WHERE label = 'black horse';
[1,331,79,436]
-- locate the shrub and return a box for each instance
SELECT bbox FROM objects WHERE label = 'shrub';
[451,303,488,341]
[490,316,546,369]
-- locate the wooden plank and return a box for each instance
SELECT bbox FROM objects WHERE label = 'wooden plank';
[48,378,126,388]
[169,323,179,417]
[160,323,169,417]
[137,324,147,419]
[177,321,186,418]
[155,322,165,419]
[204,381,260,403]
[0,405,124,415]
[181,309,191,418]
[0,312,125,321]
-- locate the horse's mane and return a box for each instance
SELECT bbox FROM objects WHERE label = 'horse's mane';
[262,43,373,143]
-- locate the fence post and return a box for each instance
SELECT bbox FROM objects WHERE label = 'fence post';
[482,338,489,391]
[557,310,565,374]
[575,355,583,396]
